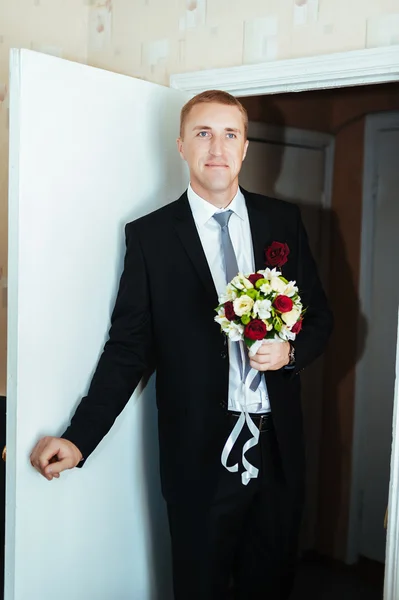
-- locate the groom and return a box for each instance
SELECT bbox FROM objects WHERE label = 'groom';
[30,90,333,599]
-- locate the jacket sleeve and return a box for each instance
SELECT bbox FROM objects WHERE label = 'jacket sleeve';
[61,221,154,463]
[289,205,334,376]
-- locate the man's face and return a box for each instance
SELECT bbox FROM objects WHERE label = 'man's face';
[177,102,248,198]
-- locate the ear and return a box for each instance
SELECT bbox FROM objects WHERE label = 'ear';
[242,139,249,161]
[177,137,186,161]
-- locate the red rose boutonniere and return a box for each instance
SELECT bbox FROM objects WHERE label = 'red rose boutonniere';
[265,241,290,269]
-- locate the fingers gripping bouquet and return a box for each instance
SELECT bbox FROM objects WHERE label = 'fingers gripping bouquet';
[214,264,305,485]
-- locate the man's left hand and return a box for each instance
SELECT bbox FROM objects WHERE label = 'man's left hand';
[249,341,290,372]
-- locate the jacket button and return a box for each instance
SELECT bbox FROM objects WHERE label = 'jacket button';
[221,350,227,359]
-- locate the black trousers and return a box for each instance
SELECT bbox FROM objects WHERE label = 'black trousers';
[167,413,304,600]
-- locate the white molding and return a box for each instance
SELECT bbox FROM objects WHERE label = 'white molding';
[347,112,399,583]
[170,46,399,97]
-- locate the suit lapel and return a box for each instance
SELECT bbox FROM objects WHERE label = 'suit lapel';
[242,187,273,272]
[172,188,273,304]
[172,192,218,304]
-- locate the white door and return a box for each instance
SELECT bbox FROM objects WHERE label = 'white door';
[355,113,399,563]
[6,49,189,600]
[239,122,334,551]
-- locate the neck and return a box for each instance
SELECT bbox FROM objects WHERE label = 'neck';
[190,181,239,209]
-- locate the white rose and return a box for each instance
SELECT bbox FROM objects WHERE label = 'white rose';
[231,275,245,290]
[282,307,301,327]
[233,295,254,316]
[253,299,272,319]
[270,276,286,293]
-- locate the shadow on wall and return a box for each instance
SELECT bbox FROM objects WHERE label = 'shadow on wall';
[249,100,368,554]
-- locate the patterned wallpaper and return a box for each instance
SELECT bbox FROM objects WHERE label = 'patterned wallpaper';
[0,0,399,392]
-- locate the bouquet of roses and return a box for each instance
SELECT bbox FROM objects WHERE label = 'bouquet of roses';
[214,267,305,356]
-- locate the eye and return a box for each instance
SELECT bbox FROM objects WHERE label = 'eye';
[198,131,210,137]
[227,133,237,139]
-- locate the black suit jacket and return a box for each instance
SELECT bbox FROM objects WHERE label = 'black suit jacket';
[62,188,333,503]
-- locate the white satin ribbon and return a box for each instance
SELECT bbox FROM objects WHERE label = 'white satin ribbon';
[221,341,262,486]
[221,338,285,485]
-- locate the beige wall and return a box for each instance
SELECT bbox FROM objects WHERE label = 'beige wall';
[0,1,89,395]
[1,0,399,391]
[88,0,399,87]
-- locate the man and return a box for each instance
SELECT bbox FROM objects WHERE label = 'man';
[30,90,333,599]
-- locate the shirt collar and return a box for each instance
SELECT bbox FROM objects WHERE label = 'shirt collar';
[187,183,246,226]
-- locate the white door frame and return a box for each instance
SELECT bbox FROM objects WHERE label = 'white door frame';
[385,313,399,600]
[348,111,399,566]
[170,46,399,600]
[170,46,399,97]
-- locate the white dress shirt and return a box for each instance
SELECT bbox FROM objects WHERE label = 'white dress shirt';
[187,183,271,414]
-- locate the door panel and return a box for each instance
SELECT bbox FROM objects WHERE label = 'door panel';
[7,49,189,600]
[359,124,399,563]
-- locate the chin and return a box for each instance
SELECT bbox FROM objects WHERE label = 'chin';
[203,177,233,193]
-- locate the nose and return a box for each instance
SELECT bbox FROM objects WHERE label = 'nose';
[209,135,223,157]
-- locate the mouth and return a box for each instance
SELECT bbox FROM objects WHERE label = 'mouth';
[205,163,229,168]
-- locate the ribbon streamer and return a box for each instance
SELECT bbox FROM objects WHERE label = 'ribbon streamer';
[221,341,262,485]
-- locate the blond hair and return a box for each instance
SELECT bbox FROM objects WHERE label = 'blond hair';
[180,90,248,139]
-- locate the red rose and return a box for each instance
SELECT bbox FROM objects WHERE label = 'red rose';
[265,241,290,268]
[248,273,264,286]
[291,319,303,334]
[273,295,293,313]
[244,319,267,341]
[224,301,237,321]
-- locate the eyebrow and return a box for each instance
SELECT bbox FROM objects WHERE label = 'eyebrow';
[192,126,242,134]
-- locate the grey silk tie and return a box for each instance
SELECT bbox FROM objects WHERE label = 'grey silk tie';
[213,210,261,391]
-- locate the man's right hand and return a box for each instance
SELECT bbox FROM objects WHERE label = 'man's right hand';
[30,437,83,481]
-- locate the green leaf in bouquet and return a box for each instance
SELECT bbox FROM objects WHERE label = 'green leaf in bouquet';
[244,337,256,348]
[255,278,267,289]
[241,314,251,325]
[273,317,282,332]
[245,288,257,300]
